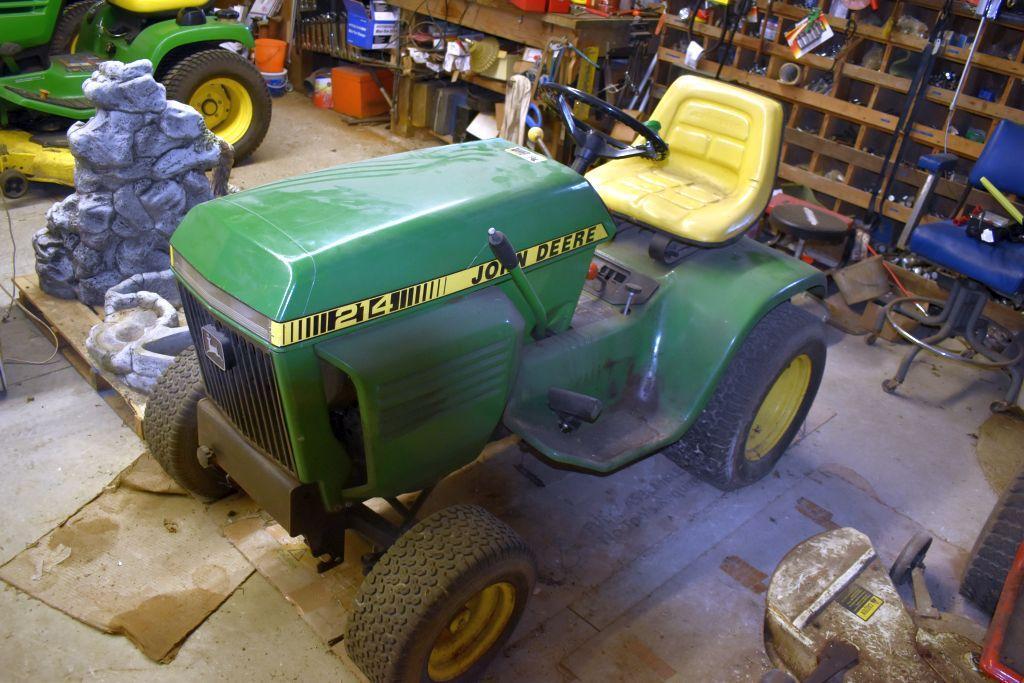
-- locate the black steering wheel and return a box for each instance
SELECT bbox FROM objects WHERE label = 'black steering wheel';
[538,81,669,174]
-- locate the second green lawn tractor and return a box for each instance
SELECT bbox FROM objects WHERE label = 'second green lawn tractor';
[147,75,828,682]
[0,0,271,196]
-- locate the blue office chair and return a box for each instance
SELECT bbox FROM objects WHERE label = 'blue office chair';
[873,120,1024,411]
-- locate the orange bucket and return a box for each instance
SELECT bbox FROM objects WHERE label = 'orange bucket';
[254,38,287,72]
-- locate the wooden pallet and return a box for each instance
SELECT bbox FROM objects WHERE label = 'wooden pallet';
[14,274,146,437]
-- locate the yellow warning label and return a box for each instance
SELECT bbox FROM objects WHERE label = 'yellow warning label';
[269,224,609,347]
[837,584,883,622]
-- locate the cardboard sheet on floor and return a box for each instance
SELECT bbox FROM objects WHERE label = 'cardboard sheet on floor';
[205,436,523,675]
[208,494,370,678]
[211,496,366,639]
[976,407,1024,493]
[0,453,252,661]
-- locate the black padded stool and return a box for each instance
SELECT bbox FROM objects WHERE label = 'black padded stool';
[768,203,850,260]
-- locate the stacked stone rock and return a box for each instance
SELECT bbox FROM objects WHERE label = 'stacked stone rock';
[33,59,223,305]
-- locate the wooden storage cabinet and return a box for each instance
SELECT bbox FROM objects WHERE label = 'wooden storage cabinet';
[654,0,1024,232]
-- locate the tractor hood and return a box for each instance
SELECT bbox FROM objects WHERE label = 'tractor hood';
[171,138,613,327]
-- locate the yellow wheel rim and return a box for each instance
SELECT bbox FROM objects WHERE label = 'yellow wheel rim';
[745,354,812,462]
[69,33,79,53]
[427,581,517,681]
[188,77,253,145]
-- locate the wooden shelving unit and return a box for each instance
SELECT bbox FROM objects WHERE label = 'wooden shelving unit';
[386,0,651,144]
[654,0,1024,231]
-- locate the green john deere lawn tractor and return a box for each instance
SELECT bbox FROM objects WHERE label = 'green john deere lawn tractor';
[146,75,828,682]
[0,0,271,195]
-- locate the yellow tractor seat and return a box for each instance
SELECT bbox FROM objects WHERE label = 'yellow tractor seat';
[107,0,211,13]
[585,76,783,246]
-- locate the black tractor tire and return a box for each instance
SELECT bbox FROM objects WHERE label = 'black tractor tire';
[160,49,272,163]
[48,0,97,55]
[346,505,536,683]
[960,462,1024,615]
[144,346,234,500]
[663,301,826,490]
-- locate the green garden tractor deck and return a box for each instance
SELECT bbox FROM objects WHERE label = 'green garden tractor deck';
[146,75,829,682]
[0,0,271,196]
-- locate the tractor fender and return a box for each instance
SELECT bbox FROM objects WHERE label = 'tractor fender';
[79,9,254,70]
[655,237,827,436]
[122,21,254,71]
[504,236,826,472]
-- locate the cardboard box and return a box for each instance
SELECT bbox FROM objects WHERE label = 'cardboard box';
[610,109,644,142]
[343,0,397,50]
[478,51,517,81]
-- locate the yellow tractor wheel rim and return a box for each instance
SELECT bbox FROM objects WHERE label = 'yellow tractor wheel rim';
[188,77,253,145]
[745,354,812,462]
[427,581,516,681]
[69,33,79,53]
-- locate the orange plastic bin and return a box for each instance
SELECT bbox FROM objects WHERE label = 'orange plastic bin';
[331,65,393,119]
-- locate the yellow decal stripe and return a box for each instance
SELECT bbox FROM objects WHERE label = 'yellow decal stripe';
[268,224,608,347]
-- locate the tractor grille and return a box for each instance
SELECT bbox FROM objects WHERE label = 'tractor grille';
[180,285,297,474]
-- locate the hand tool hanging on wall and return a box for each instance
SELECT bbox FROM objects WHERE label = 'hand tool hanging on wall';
[618,17,658,106]
[714,0,754,79]
[860,0,956,239]
[752,0,777,73]
[942,0,1004,152]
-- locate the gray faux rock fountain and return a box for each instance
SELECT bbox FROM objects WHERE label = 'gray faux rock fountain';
[32,59,228,305]
[85,269,192,394]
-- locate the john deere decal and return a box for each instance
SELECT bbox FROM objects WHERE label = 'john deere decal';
[269,224,609,347]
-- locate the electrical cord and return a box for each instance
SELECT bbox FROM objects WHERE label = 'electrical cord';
[1,190,61,366]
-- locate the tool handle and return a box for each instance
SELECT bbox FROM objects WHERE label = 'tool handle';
[980,177,1024,224]
[487,228,521,270]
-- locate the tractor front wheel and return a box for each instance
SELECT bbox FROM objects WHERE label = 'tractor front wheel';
[346,505,536,683]
[145,346,235,500]
[161,49,272,163]
[664,302,826,490]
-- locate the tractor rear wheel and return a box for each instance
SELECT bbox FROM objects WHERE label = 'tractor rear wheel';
[49,0,97,55]
[145,346,235,500]
[160,49,271,163]
[663,302,826,490]
[346,505,536,683]
[960,461,1024,615]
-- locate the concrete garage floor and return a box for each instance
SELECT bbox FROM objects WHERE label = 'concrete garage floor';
[0,91,1013,681]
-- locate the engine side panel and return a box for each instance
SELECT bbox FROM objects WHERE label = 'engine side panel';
[316,289,525,499]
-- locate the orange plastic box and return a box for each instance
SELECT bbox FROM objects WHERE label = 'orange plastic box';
[331,65,394,119]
